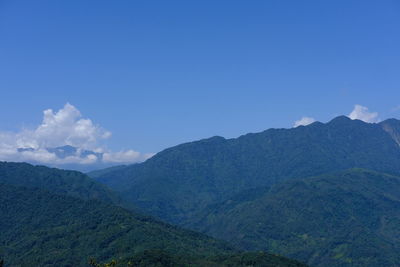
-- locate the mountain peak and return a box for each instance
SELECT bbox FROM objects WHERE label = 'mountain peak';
[204,136,226,142]
[328,115,353,124]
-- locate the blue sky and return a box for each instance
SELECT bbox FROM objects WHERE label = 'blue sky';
[0,0,399,164]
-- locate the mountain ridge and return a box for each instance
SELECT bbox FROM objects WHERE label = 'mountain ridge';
[0,161,123,205]
[93,116,400,224]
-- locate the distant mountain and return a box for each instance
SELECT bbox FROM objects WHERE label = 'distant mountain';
[188,169,400,267]
[94,117,400,224]
[17,145,129,172]
[18,145,103,161]
[46,145,103,160]
[87,164,128,179]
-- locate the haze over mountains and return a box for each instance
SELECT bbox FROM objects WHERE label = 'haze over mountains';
[17,145,127,172]
[90,116,400,266]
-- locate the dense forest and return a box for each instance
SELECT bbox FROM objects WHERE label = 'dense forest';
[0,162,305,266]
[188,169,400,266]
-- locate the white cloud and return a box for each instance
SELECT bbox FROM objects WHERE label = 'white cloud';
[16,103,111,149]
[293,117,316,127]
[348,105,379,123]
[0,103,151,166]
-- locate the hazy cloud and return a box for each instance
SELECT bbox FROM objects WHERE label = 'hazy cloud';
[293,117,316,127]
[391,105,400,113]
[0,103,151,166]
[348,105,379,123]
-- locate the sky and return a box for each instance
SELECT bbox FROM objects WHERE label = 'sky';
[0,0,399,167]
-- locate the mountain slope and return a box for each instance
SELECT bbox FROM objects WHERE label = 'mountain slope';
[188,169,400,267]
[0,183,232,266]
[114,250,308,266]
[0,183,306,267]
[381,118,400,145]
[0,161,121,205]
[87,164,128,179]
[94,117,400,224]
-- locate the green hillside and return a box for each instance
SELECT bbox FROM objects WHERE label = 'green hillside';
[0,183,232,266]
[0,161,121,205]
[93,117,400,225]
[87,165,128,179]
[91,251,308,267]
[188,169,400,266]
[0,183,307,267]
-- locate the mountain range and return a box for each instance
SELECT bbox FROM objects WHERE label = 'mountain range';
[3,116,400,266]
[91,116,400,266]
[93,116,400,223]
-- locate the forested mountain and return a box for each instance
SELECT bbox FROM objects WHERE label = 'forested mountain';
[112,250,308,267]
[0,162,121,204]
[91,117,400,266]
[0,183,231,266]
[380,118,400,145]
[5,117,400,266]
[0,161,306,266]
[87,164,128,179]
[93,117,400,224]
[188,169,400,267]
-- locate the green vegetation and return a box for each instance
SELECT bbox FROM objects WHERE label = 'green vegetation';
[90,250,307,267]
[94,117,400,225]
[189,169,400,266]
[91,117,400,266]
[5,117,400,266]
[0,161,121,204]
[0,183,306,266]
[0,162,305,266]
[0,183,235,266]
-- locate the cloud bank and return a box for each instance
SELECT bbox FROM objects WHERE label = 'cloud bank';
[348,104,379,123]
[0,103,152,166]
[293,117,316,127]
